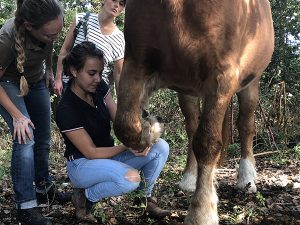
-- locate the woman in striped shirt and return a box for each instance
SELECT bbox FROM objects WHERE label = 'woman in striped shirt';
[55,0,126,96]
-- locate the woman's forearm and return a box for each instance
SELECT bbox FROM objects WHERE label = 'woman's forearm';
[55,51,68,80]
[86,144,127,160]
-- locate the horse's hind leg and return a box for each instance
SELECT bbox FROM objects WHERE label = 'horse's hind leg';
[178,93,201,192]
[236,80,259,193]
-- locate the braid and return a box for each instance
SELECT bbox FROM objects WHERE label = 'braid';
[15,1,29,96]
[15,21,26,74]
[13,0,63,96]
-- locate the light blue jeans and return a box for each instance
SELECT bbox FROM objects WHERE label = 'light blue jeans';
[66,139,169,202]
[0,79,51,209]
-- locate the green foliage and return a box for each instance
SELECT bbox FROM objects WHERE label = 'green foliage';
[147,89,187,151]
[228,205,258,224]
[264,1,300,102]
[115,11,125,31]
[258,0,300,149]
[245,78,300,151]
[266,0,300,85]
[0,149,10,181]
[227,143,241,158]
[0,117,11,181]
[255,192,266,207]
[52,8,77,69]
[292,143,300,159]
[93,203,108,224]
[267,148,299,165]
[0,0,15,28]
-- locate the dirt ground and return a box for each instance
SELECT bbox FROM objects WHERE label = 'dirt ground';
[0,153,299,225]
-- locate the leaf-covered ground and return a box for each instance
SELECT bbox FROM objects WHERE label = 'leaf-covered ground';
[0,152,300,225]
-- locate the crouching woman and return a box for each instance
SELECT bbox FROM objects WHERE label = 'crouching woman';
[55,41,170,222]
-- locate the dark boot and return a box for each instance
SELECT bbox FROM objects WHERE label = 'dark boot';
[72,188,86,219]
[36,182,72,205]
[17,208,52,225]
[134,196,171,218]
[72,188,97,223]
[145,197,171,218]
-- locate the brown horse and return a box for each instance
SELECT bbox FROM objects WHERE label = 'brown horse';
[114,1,274,224]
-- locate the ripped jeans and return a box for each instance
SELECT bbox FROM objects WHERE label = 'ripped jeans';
[66,139,169,202]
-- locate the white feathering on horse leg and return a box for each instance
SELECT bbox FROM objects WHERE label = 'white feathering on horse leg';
[149,116,163,143]
[236,158,257,193]
[179,172,197,192]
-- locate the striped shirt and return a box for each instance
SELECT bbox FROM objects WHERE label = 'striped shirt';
[62,13,125,84]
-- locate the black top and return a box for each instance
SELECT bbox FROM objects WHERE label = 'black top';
[55,80,114,159]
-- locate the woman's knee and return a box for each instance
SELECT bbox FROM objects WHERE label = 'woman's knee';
[153,139,169,159]
[13,138,35,149]
[123,169,140,191]
[125,169,141,183]
[12,139,35,162]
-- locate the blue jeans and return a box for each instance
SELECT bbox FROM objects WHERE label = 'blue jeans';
[0,79,51,209]
[66,139,169,202]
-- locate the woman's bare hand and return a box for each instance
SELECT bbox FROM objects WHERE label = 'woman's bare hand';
[45,70,55,90]
[13,116,35,144]
[54,76,63,96]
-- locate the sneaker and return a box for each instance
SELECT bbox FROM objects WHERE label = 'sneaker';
[17,207,52,225]
[36,183,72,205]
[72,188,97,223]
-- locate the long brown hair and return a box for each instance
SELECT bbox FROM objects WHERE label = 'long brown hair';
[14,0,63,96]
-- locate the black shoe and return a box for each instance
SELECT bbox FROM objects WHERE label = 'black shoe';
[17,208,52,225]
[36,183,72,205]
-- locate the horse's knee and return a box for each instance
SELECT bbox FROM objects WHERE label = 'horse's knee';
[125,169,141,183]
[193,137,222,164]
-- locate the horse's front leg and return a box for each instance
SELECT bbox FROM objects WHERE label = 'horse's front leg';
[114,61,161,150]
[184,88,233,225]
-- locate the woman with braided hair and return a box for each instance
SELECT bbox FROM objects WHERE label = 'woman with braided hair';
[0,0,70,224]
